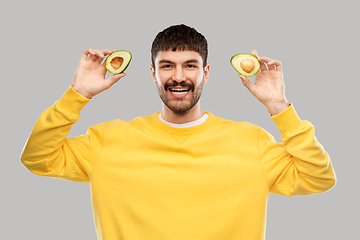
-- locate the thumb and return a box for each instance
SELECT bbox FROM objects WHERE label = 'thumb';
[239,74,255,93]
[104,73,126,89]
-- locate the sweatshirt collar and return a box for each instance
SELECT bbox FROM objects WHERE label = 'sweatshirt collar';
[158,112,209,128]
[151,112,215,135]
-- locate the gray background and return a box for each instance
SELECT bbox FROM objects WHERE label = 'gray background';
[1,0,358,239]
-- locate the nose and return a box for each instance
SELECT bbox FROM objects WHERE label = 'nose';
[172,68,186,82]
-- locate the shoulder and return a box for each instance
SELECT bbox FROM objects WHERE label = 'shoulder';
[93,114,156,133]
[210,113,262,132]
[205,113,275,149]
[207,113,268,141]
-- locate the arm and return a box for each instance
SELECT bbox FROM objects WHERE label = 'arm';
[239,50,336,195]
[20,49,126,181]
[21,86,96,182]
[259,105,336,196]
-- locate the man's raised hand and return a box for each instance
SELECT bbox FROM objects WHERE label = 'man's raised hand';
[72,49,126,99]
[239,49,290,116]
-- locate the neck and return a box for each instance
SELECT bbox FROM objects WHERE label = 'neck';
[161,102,204,124]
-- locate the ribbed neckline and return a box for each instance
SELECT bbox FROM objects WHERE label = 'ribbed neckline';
[158,113,209,128]
[150,112,215,135]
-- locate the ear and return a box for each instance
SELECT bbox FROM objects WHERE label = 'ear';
[149,64,157,84]
[203,63,210,84]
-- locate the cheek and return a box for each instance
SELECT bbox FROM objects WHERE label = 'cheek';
[155,71,171,86]
[194,71,205,84]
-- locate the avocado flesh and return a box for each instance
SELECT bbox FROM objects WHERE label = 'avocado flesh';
[230,53,260,77]
[105,50,132,74]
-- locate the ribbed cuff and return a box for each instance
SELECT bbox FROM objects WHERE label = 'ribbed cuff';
[55,85,91,120]
[270,104,304,138]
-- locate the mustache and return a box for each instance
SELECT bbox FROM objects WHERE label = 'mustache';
[164,80,194,91]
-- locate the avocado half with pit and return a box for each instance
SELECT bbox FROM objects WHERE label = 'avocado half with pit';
[230,53,260,77]
[105,50,132,74]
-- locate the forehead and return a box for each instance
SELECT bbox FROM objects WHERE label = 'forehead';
[155,50,203,64]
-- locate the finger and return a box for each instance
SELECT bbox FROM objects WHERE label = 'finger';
[258,58,268,71]
[82,49,105,63]
[251,50,258,58]
[269,60,282,71]
[251,49,259,58]
[268,62,276,70]
[250,50,268,72]
[81,48,95,60]
[259,57,282,70]
[259,57,274,71]
[95,50,106,63]
[104,73,126,89]
[101,48,113,56]
[100,49,113,65]
[239,74,255,93]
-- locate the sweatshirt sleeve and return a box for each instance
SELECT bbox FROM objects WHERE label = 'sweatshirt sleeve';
[20,85,103,182]
[259,104,336,196]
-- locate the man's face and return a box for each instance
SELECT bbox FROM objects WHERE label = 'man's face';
[150,50,209,114]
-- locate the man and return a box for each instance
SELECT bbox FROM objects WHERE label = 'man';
[21,24,336,240]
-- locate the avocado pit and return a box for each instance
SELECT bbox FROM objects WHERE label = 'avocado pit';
[110,57,124,70]
[240,59,255,73]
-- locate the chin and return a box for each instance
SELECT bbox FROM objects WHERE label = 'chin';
[156,79,204,114]
[165,102,194,114]
[159,91,203,114]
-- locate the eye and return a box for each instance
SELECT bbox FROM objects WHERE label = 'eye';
[186,64,197,68]
[161,64,172,69]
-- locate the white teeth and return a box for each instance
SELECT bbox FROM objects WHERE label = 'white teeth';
[171,91,189,95]
[169,88,189,92]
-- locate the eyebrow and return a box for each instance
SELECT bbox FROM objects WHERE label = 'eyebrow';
[158,59,199,65]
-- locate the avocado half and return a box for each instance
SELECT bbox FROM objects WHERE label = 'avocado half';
[230,53,260,77]
[105,50,132,74]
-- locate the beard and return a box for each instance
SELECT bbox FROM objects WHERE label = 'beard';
[156,78,204,114]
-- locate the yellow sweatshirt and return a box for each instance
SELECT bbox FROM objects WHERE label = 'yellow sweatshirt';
[21,86,336,240]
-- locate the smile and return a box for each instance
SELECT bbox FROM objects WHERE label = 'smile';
[168,87,191,97]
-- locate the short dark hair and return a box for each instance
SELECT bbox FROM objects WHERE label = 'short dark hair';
[151,24,208,68]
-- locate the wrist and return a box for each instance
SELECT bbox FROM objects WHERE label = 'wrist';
[71,84,92,99]
[265,100,290,116]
